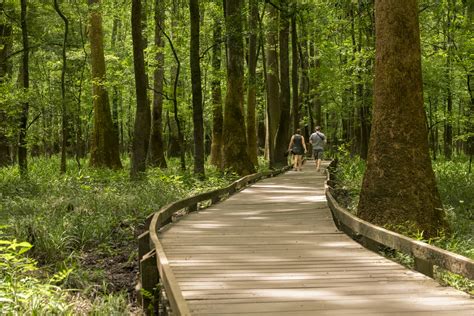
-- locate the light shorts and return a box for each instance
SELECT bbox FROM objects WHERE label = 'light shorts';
[313,148,324,160]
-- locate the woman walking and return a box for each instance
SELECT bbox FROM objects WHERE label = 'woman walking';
[288,129,307,171]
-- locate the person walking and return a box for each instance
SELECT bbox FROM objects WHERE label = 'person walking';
[288,129,307,171]
[309,126,326,172]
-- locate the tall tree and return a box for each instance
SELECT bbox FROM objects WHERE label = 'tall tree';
[246,0,258,166]
[358,0,448,237]
[210,19,223,169]
[53,0,69,174]
[0,2,12,167]
[274,0,291,167]
[223,0,255,175]
[291,12,299,133]
[148,0,167,168]
[265,4,280,167]
[131,0,151,178]
[88,0,122,169]
[18,0,29,177]
[189,0,205,176]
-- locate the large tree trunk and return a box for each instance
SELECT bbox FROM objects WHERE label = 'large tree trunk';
[265,4,280,168]
[148,0,167,168]
[54,0,69,174]
[291,13,299,133]
[88,0,122,169]
[246,0,258,166]
[131,0,151,178]
[358,0,448,238]
[18,0,29,177]
[189,0,205,176]
[274,1,291,167]
[210,21,223,169]
[0,2,12,167]
[223,0,255,175]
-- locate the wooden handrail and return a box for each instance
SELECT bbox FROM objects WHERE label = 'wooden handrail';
[138,166,291,315]
[324,161,474,280]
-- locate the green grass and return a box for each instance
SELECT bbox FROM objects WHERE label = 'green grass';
[0,155,245,314]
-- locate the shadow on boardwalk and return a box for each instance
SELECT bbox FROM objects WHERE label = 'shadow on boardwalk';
[159,161,474,315]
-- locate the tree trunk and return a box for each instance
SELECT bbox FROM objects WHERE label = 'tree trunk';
[265,4,280,168]
[291,13,299,133]
[189,0,205,177]
[148,0,167,168]
[54,0,69,174]
[131,0,151,178]
[246,0,258,166]
[210,21,224,169]
[274,1,291,167]
[0,2,12,167]
[444,0,453,160]
[88,0,122,169]
[18,0,29,177]
[223,0,255,175]
[358,0,448,238]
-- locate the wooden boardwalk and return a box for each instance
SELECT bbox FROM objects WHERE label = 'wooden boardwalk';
[159,161,473,315]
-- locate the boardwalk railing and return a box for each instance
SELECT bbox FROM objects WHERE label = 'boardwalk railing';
[325,160,474,281]
[137,166,291,315]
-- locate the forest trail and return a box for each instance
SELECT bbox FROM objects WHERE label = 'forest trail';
[158,161,473,315]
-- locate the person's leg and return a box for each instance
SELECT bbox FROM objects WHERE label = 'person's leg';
[297,155,302,170]
[313,150,318,169]
[316,150,324,172]
[293,154,298,170]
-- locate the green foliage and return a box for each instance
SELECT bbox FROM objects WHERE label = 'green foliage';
[0,156,241,312]
[0,236,74,314]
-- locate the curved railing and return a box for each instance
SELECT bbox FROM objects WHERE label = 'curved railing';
[137,166,291,315]
[325,160,473,281]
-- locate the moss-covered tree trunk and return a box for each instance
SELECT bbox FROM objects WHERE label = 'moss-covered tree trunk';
[265,4,280,168]
[148,0,167,168]
[223,0,255,176]
[130,0,151,178]
[358,0,448,238]
[246,0,258,166]
[189,0,205,177]
[88,0,122,169]
[210,21,223,169]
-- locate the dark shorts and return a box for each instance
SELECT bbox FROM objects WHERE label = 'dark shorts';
[313,148,324,160]
[292,148,304,155]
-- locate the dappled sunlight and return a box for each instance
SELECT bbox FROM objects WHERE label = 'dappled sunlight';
[160,162,473,315]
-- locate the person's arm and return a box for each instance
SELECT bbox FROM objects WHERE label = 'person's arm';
[302,136,307,152]
[288,135,294,151]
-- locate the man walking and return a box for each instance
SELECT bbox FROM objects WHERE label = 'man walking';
[309,126,326,172]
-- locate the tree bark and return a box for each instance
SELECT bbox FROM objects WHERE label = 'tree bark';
[88,0,122,169]
[265,4,280,168]
[246,0,258,166]
[210,21,224,169]
[223,0,255,175]
[274,1,291,167]
[189,0,205,177]
[54,0,69,174]
[0,2,12,167]
[131,0,151,178]
[358,0,448,238]
[148,0,167,168]
[291,13,299,133]
[18,0,29,177]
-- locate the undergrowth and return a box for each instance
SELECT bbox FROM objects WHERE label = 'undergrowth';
[333,149,473,293]
[0,155,250,314]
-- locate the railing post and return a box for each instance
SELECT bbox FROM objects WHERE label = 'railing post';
[140,250,159,315]
[414,257,434,278]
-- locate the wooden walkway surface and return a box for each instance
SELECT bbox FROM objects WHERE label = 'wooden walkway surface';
[159,161,473,315]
